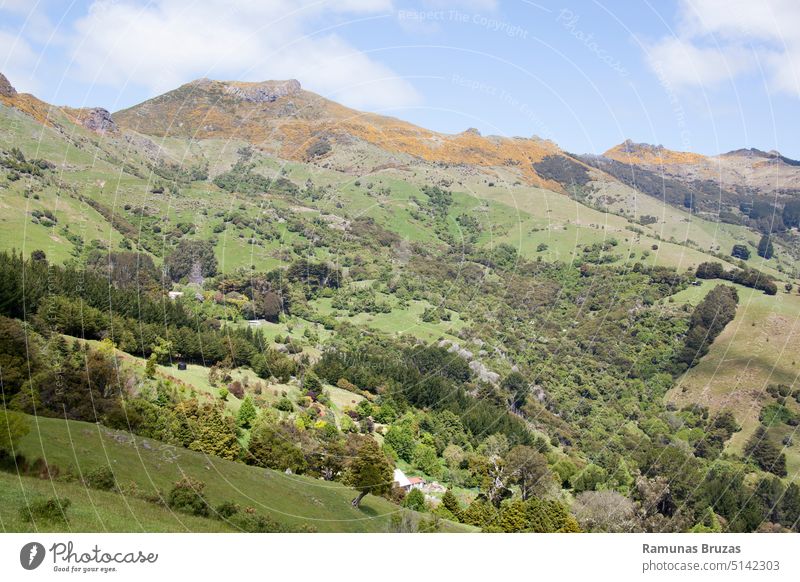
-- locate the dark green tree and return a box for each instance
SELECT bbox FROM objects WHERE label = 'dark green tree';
[505,445,552,500]
[744,426,787,477]
[440,489,462,520]
[779,482,800,531]
[348,438,393,507]
[731,244,751,260]
[246,422,307,473]
[757,234,775,259]
[164,239,218,282]
[501,371,529,409]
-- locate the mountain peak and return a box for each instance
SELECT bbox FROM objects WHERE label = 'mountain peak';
[604,139,705,165]
[0,72,17,98]
[723,147,800,167]
[619,139,664,155]
[186,78,303,103]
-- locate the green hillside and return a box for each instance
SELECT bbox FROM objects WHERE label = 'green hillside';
[8,415,470,533]
[3,74,800,535]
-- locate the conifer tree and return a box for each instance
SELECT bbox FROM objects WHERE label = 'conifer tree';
[237,395,257,428]
[757,234,775,259]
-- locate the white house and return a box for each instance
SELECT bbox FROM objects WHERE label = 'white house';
[393,468,425,492]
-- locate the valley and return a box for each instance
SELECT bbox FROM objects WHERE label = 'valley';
[2,71,800,533]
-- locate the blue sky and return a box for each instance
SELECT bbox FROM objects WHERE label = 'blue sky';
[2,0,799,157]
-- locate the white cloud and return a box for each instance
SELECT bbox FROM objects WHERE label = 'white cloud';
[0,29,40,93]
[66,0,419,110]
[646,36,755,88]
[644,0,800,97]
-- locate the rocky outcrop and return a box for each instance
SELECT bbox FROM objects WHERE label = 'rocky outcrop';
[0,73,17,98]
[223,79,302,103]
[618,139,664,156]
[80,107,117,134]
[438,339,500,384]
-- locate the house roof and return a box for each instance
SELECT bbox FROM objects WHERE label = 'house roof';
[408,477,425,485]
[393,468,411,488]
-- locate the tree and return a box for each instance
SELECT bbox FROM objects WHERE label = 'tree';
[780,482,800,531]
[236,396,257,429]
[572,490,638,532]
[731,244,751,260]
[412,443,441,478]
[187,404,241,461]
[757,234,775,259]
[145,354,157,379]
[744,426,787,477]
[164,239,218,283]
[442,444,465,469]
[440,489,462,520]
[690,507,722,533]
[150,336,173,366]
[303,371,323,397]
[501,371,529,409]
[498,499,528,532]
[677,285,738,367]
[571,463,607,493]
[384,423,416,462]
[348,438,393,507]
[782,199,800,229]
[251,290,282,322]
[246,422,307,473]
[505,445,552,500]
[462,498,498,528]
[0,408,30,454]
[403,488,427,512]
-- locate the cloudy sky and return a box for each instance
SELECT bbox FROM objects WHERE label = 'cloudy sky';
[2,0,799,157]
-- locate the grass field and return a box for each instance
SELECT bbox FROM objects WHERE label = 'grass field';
[0,471,233,533]
[666,282,800,473]
[10,415,471,532]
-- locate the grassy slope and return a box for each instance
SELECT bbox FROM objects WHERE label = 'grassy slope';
[0,471,233,533]
[5,100,796,281]
[666,281,800,477]
[12,415,471,532]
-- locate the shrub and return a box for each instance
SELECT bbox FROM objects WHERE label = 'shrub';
[227,381,244,399]
[85,465,117,491]
[20,497,71,524]
[214,501,241,519]
[167,477,210,517]
[274,397,294,412]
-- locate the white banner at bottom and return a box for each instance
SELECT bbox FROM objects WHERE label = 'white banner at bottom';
[1,533,797,581]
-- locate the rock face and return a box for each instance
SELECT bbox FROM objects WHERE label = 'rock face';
[0,73,17,98]
[619,139,664,156]
[81,107,117,133]
[223,79,302,103]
